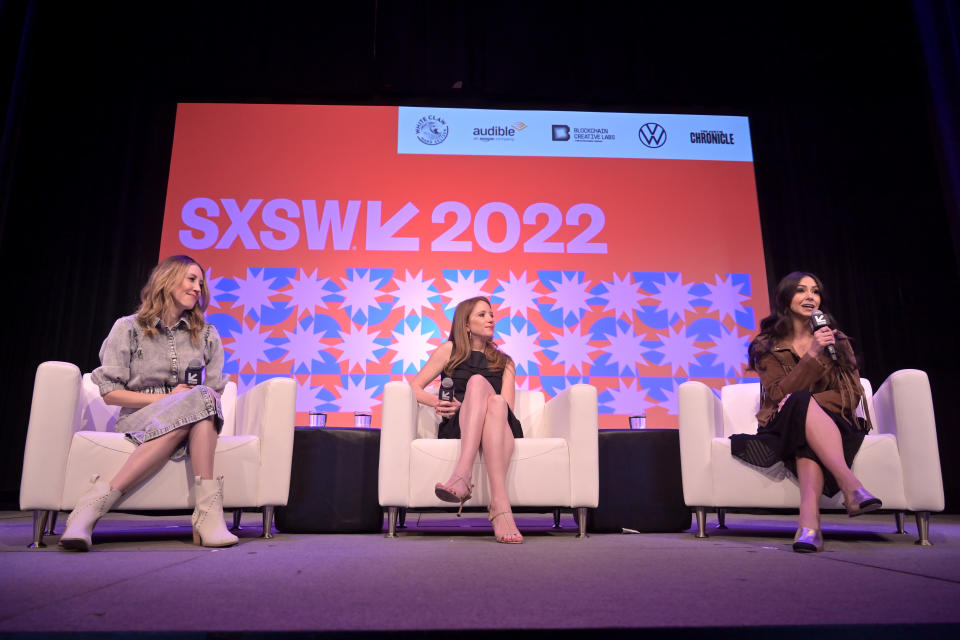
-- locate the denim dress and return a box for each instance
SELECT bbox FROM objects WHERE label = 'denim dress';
[90,314,228,460]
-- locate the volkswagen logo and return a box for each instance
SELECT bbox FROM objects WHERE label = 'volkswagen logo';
[638,123,667,148]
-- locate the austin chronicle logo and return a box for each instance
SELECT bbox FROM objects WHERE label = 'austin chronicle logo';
[416,115,449,145]
[552,124,570,141]
[638,122,667,148]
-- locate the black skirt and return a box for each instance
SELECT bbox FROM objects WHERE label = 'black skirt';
[438,405,524,440]
[729,390,865,497]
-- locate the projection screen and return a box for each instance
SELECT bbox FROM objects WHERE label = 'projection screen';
[159,104,767,428]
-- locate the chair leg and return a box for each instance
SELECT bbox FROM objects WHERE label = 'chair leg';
[261,506,274,539]
[397,507,407,529]
[694,507,708,538]
[231,509,243,531]
[716,507,727,529]
[28,510,49,549]
[45,510,58,535]
[575,507,588,539]
[553,508,562,529]
[894,511,906,534]
[914,511,932,546]
[385,507,399,538]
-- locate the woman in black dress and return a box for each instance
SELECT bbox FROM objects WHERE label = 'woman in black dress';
[731,272,881,552]
[411,296,524,543]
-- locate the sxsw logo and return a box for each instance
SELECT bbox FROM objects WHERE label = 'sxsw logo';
[638,122,667,148]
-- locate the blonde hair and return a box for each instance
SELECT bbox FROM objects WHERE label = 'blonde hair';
[443,297,512,376]
[135,255,209,344]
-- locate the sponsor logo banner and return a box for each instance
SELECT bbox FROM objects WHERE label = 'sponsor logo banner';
[398,107,752,161]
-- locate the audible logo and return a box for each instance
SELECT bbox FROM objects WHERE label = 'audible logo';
[473,122,527,141]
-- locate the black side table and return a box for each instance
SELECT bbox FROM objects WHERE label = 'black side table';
[274,427,384,533]
[587,429,691,533]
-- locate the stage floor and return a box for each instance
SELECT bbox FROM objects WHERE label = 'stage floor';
[1,509,959,634]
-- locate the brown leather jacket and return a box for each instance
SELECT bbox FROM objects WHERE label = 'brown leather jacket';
[752,331,867,430]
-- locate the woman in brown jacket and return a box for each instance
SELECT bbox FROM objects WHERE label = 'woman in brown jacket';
[730,271,881,552]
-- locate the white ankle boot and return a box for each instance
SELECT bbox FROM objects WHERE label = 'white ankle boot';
[192,475,239,547]
[60,474,122,551]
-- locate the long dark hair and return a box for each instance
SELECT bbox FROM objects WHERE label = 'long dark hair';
[748,271,851,370]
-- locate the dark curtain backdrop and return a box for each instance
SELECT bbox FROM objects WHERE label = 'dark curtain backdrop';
[1,1,958,510]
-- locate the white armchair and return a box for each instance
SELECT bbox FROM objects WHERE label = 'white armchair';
[378,382,599,538]
[20,361,297,547]
[678,369,944,544]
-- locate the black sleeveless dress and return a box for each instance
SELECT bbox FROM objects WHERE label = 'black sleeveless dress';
[437,350,524,440]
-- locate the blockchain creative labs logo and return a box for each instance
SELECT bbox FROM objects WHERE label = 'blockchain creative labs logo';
[552,124,570,141]
[638,122,667,148]
[552,124,615,143]
[689,129,736,145]
[473,121,527,142]
[415,115,449,145]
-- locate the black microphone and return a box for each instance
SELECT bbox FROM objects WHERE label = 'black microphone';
[439,377,454,402]
[185,358,204,386]
[810,310,838,362]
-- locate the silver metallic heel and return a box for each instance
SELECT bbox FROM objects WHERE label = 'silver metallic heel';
[792,527,823,553]
[845,488,882,517]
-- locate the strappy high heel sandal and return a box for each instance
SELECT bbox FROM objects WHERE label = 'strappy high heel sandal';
[434,474,473,516]
[488,510,523,544]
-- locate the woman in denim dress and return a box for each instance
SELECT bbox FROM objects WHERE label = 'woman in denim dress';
[59,255,238,551]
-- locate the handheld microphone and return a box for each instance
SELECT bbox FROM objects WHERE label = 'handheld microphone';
[439,377,454,402]
[810,310,838,362]
[185,358,204,386]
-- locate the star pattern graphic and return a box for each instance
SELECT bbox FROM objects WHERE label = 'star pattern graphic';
[224,321,272,370]
[514,376,543,394]
[543,272,593,324]
[334,323,384,373]
[202,265,760,429]
[650,273,696,323]
[389,320,439,374]
[602,379,656,415]
[295,379,325,413]
[599,272,644,320]
[544,325,595,375]
[284,268,331,317]
[338,269,388,322]
[392,269,439,317]
[655,325,703,376]
[280,322,325,372]
[599,324,648,375]
[442,270,489,313]
[497,322,542,375]
[493,271,540,319]
[709,324,750,376]
[704,273,750,322]
[334,378,382,413]
[659,379,683,416]
[232,269,278,319]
